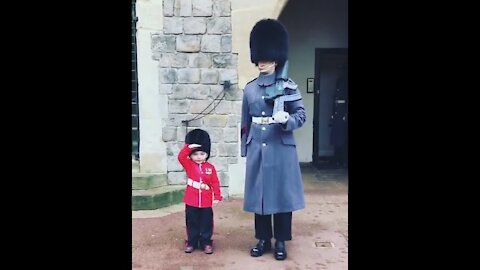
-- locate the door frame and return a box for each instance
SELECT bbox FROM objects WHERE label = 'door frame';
[132,0,140,160]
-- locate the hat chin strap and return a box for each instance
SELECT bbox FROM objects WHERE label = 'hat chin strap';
[260,63,276,69]
[259,64,276,75]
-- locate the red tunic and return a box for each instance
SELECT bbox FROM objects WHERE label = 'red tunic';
[178,144,223,207]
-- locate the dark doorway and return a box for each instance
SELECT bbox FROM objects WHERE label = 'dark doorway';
[312,48,348,169]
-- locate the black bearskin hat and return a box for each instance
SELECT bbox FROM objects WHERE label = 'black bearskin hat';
[185,129,211,160]
[249,19,288,66]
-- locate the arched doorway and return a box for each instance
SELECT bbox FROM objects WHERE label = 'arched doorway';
[278,0,348,168]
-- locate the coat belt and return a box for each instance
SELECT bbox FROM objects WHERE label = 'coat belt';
[252,116,275,125]
[187,178,210,190]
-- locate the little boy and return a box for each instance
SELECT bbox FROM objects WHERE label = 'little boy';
[178,129,223,254]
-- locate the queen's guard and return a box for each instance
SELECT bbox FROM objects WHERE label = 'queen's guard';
[241,18,306,261]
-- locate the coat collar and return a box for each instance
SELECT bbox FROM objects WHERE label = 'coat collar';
[256,72,276,86]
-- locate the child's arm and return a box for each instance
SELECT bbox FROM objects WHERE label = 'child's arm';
[210,166,223,202]
[178,144,193,169]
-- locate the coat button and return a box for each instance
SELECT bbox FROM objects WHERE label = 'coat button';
[261,127,266,131]
[261,111,265,115]
[262,143,266,146]
[262,96,265,99]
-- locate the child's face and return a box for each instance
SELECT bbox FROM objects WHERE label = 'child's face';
[190,151,208,163]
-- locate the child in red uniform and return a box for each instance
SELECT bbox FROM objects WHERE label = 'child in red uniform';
[178,129,223,254]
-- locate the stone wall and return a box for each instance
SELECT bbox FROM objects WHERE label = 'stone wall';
[153,0,242,194]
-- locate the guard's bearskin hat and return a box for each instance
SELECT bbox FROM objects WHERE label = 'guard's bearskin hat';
[249,19,289,67]
[185,129,211,160]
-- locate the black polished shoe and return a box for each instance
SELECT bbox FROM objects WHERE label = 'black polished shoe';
[274,240,287,260]
[250,239,271,257]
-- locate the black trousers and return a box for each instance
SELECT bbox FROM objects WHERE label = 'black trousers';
[185,205,213,248]
[254,212,292,241]
[334,145,347,167]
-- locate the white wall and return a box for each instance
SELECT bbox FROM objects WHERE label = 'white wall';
[136,0,168,173]
[279,0,348,162]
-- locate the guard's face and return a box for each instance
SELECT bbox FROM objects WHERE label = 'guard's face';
[190,151,208,163]
[257,61,277,75]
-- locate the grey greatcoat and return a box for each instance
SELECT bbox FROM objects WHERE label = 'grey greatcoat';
[241,72,306,215]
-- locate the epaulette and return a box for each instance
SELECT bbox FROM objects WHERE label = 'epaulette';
[284,78,298,90]
[245,77,257,86]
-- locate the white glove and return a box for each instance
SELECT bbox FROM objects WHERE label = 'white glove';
[188,143,202,149]
[273,111,289,124]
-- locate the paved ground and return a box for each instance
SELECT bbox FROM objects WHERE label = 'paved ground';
[132,165,348,270]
